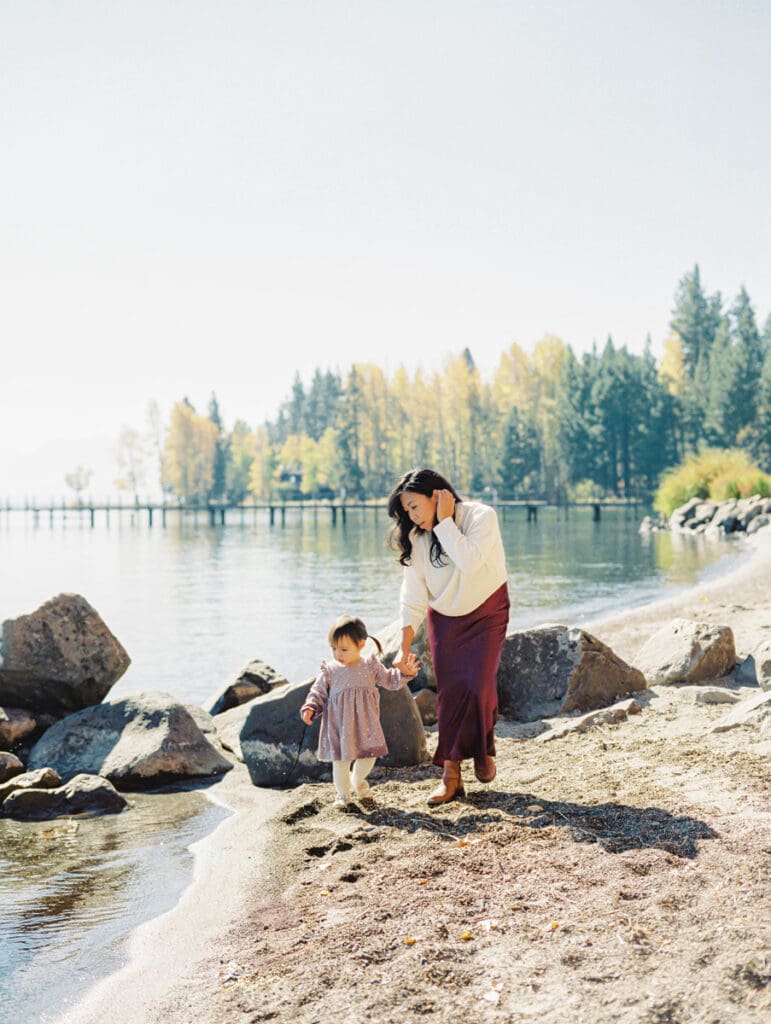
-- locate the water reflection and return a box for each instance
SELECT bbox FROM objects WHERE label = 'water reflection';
[0,789,227,1022]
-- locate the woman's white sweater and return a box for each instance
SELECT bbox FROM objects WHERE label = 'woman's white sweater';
[399,501,508,632]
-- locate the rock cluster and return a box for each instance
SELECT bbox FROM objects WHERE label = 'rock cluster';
[3,584,769,819]
[640,494,771,537]
[0,595,233,821]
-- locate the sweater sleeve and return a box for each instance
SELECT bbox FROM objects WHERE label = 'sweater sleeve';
[433,504,501,574]
[368,655,407,691]
[301,663,331,718]
[400,562,430,632]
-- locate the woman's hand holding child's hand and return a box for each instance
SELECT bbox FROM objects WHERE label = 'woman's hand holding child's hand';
[300,707,315,725]
[401,652,420,678]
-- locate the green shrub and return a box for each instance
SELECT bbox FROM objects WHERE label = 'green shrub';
[654,449,771,516]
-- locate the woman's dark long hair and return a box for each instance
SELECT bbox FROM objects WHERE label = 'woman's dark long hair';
[387,468,462,567]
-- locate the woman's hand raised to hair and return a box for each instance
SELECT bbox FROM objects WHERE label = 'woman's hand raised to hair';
[436,489,455,522]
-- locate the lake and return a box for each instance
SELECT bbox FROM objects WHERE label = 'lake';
[0,504,741,704]
[0,504,745,1021]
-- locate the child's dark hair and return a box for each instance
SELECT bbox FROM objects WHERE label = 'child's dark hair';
[387,467,462,567]
[328,615,383,655]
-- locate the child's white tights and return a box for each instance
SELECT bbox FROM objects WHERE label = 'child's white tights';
[332,757,376,801]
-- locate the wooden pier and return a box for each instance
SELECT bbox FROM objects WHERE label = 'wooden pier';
[0,498,642,529]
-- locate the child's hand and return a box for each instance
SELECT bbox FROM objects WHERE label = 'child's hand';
[401,652,420,678]
[300,707,315,725]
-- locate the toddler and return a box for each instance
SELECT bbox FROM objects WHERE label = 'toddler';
[300,615,419,807]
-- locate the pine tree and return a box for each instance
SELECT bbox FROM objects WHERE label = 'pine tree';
[670,266,723,450]
[730,287,764,436]
[670,265,721,375]
[208,392,228,502]
[336,367,365,498]
[499,406,540,497]
[287,373,305,436]
[745,333,771,471]
[703,318,740,446]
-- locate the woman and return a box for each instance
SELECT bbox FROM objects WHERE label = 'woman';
[387,468,510,805]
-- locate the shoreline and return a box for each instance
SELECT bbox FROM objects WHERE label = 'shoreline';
[55,528,771,1023]
[585,527,771,663]
[55,765,288,1024]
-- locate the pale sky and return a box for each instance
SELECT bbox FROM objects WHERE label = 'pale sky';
[2,0,770,479]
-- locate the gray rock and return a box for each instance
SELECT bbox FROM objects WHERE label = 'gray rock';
[496,625,646,722]
[0,751,25,783]
[380,619,435,691]
[635,619,736,686]
[538,698,642,742]
[0,767,61,803]
[735,497,763,531]
[185,703,218,736]
[711,501,739,533]
[735,655,759,686]
[0,706,38,747]
[207,659,288,715]
[500,721,549,741]
[669,497,703,530]
[28,691,233,789]
[212,698,261,761]
[746,514,770,536]
[692,501,718,524]
[711,690,771,733]
[639,515,666,533]
[1,773,127,820]
[0,594,130,716]
[413,688,438,726]
[693,688,740,705]
[754,640,771,690]
[241,678,427,788]
[241,681,322,787]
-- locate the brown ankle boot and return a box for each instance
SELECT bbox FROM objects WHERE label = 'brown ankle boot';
[427,760,464,805]
[474,754,496,783]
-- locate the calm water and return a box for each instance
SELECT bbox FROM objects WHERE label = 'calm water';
[0,505,745,1021]
[0,505,743,704]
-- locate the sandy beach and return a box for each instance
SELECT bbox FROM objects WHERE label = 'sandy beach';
[60,530,771,1024]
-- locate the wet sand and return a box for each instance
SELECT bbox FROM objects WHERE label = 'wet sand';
[56,765,288,1024]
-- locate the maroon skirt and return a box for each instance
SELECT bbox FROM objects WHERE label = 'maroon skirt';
[427,582,510,767]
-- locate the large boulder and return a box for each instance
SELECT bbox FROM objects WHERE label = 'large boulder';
[0,767,61,803]
[211,698,260,761]
[1,773,127,820]
[207,659,288,716]
[27,691,233,789]
[241,679,427,788]
[0,706,38,748]
[634,619,736,686]
[0,594,130,716]
[496,625,646,722]
[0,751,25,783]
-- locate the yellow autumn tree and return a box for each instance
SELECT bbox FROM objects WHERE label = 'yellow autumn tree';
[659,331,687,396]
[162,401,218,503]
[247,425,276,500]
